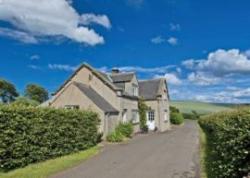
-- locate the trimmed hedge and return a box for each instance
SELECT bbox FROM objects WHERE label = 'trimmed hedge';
[199,108,250,178]
[0,105,100,171]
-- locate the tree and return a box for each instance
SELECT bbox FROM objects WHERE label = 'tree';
[138,97,149,132]
[0,79,19,103]
[25,84,48,103]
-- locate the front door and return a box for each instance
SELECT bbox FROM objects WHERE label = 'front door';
[147,110,155,131]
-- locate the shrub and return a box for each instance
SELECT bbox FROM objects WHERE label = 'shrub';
[199,108,250,178]
[183,110,201,120]
[170,112,184,125]
[138,98,149,133]
[0,105,100,171]
[116,122,133,138]
[11,97,40,107]
[106,130,124,142]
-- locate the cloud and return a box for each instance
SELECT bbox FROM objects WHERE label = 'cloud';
[151,36,165,44]
[0,27,38,44]
[30,54,40,60]
[28,65,41,70]
[48,64,77,71]
[156,73,182,85]
[184,49,250,77]
[0,0,111,45]
[169,23,181,31]
[167,37,178,46]
[80,13,111,29]
[151,36,178,46]
[111,65,176,74]
[187,72,220,86]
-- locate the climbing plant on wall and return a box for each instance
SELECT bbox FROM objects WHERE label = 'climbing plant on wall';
[138,97,149,132]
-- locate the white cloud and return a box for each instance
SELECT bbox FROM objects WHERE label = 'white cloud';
[159,73,182,85]
[169,23,181,31]
[0,27,38,44]
[28,65,41,70]
[187,72,220,86]
[151,36,165,44]
[48,64,77,71]
[80,13,111,29]
[113,65,176,74]
[30,54,40,60]
[0,0,111,45]
[167,37,178,46]
[184,49,250,77]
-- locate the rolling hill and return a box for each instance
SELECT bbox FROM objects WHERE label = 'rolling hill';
[170,100,234,114]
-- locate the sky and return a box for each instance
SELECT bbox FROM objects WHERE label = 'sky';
[1,0,250,103]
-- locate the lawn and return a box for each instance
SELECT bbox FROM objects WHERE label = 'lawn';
[0,146,100,178]
[171,100,233,114]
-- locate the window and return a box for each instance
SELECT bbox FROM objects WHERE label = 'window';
[65,105,80,110]
[148,111,155,121]
[131,110,139,123]
[88,74,93,81]
[132,84,138,96]
[122,109,127,122]
[164,110,168,122]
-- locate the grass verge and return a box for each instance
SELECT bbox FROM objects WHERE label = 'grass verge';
[0,146,100,178]
[199,126,215,178]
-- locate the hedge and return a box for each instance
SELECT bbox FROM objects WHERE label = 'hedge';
[0,105,100,171]
[199,108,250,178]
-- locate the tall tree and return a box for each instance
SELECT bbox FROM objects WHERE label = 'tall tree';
[0,79,19,103]
[25,84,48,103]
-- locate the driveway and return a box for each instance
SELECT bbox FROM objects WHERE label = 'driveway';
[51,120,200,178]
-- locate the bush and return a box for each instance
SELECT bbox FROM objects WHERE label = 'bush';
[170,112,184,125]
[106,131,124,142]
[11,97,40,107]
[106,122,134,142]
[138,98,148,133]
[116,122,134,138]
[199,108,250,178]
[183,110,201,120]
[0,105,100,171]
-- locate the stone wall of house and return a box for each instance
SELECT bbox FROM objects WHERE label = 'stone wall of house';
[50,83,106,133]
[124,75,139,96]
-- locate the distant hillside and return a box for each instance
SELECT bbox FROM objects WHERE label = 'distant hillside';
[170,100,234,114]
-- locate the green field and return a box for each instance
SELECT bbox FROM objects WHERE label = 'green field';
[170,101,233,114]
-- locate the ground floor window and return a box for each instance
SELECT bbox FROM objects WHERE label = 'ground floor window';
[148,110,155,121]
[164,110,168,121]
[64,105,80,110]
[122,109,127,122]
[131,110,139,123]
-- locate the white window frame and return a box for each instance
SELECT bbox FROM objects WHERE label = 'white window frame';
[132,84,138,96]
[148,110,155,121]
[65,105,80,110]
[131,110,139,124]
[122,109,127,123]
[164,110,168,122]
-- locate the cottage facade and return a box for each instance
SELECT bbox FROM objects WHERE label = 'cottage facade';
[43,63,170,136]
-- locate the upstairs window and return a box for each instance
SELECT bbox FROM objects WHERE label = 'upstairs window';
[132,84,138,96]
[65,105,80,110]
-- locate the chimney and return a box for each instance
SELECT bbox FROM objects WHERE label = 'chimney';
[112,68,120,74]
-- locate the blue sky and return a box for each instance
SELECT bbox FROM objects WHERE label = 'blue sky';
[1,0,250,103]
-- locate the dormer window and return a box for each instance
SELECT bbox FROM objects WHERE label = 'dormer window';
[132,84,138,96]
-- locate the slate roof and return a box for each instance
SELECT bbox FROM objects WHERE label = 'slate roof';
[74,82,119,114]
[111,73,135,83]
[138,78,164,100]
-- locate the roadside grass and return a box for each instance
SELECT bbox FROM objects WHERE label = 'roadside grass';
[0,146,100,178]
[199,126,214,178]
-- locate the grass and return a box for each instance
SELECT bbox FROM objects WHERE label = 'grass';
[171,100,233,114]
[0,146,100,178]
[199,126,214,178]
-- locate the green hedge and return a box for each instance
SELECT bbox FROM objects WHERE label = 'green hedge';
[199,108,250,178]
[106,122,134,142]
[170,112,184,125]
[0,105,100,171]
